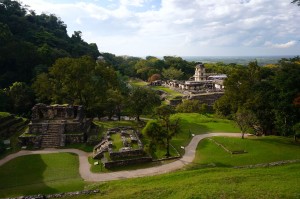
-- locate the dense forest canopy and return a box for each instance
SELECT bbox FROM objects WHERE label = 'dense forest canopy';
[0,0,100,88]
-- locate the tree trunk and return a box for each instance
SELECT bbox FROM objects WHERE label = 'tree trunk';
[166,138,170,157]
[241,131,245,139]
[137,115,140,121]
[117,106,121,121]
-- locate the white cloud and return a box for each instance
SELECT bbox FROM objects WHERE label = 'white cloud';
[265,40,297,48]
[20,0,300,56]
[120,0,146,7]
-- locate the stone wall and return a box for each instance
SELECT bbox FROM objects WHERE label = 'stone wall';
[109,149,145,159]
[189,92,224,106]
[8,189,100,199]
[19,134,42,147]
[28,123,46,135]
[104,157,152,168]
[168,98,182,106]
[65,122,83,133]
[65,133,85,144]
[31,104,84,121]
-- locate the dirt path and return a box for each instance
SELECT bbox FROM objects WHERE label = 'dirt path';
[0,133,241,182]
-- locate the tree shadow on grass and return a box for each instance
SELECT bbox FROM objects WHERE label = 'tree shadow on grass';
[0,154,57,198]
[250,136,299,146]
[179,118,210,135]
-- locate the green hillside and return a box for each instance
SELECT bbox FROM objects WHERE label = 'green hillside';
[0,112,28,155]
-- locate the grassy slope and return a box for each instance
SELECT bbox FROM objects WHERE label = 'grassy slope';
[0,112,11,118]
[129,79,148,87]
[0,112,28,158]
[0,153,85,198]
[170,113,240,154]
[193,136,300,168]
[151,86,183,99]
[94,120,140,132]
[1,133,300,198]
[69,163,300,199]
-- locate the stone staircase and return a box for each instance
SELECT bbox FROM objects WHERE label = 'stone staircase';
[93,140,109,159]
[41,124,62,148]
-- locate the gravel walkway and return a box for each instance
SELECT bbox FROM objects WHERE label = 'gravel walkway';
[0,133,241,182]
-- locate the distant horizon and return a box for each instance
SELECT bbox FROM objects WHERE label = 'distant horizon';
[111,54,298,59]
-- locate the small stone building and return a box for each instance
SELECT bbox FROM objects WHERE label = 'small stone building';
[19,104,91,148]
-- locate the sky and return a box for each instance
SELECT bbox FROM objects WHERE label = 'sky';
[20,0,300,57]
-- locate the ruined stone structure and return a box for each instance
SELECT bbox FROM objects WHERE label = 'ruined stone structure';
[166,63,226,92]
[93,126,150,168]
[188,92,224,106]
[194,62,206,81]
[19,104,91,148]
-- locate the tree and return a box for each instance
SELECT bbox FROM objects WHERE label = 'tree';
[105,89,124,120]
[148,74,161,82]
[0,0,100,87]
[33,56,118,117]
[293,123,300,142]
[271,59,300,136]
[235,108,258,139]
[155,105,181,157]
[127,87,161,121]
[162,67,184,80]
[0,88,10,112]
[8,82,35,116]
[176,100,207,113]
[142,120,165,155]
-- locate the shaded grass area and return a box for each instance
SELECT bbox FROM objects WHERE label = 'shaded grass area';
[67,163,300,199]
[64,143,94,152]
[192,136,300,168]
[0,119,28,159]
[0,153,85,198]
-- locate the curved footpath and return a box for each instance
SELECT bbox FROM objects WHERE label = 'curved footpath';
[0,133,241,182]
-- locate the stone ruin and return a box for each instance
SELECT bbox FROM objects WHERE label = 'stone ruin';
[19,104,91,148]
[93,126,152,168]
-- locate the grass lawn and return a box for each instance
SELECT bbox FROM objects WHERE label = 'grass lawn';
[0,112,11,118]
[192,136,300,168]
[67,162,300,199]
[110,133,123,152]
[169,113,240,155]
[94,120,140,132]
[64,143,94,152]
[129,79,148,87]
[0,153,85,198]
[151,86,183,99]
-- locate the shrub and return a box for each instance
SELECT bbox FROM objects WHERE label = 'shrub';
[176,100,208,114]
[0,140,5,153]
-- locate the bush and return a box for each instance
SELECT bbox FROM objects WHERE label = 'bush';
[176,100,208,114]
[0,140,5,153]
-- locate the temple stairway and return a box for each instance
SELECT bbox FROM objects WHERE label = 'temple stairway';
[93,140,109,159]
[41,124,61,148]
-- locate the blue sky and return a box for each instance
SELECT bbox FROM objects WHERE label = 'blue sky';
[21,0,300,57]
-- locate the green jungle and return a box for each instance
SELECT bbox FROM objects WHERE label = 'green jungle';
[0,0,300,198]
